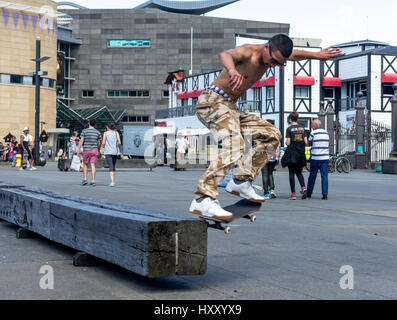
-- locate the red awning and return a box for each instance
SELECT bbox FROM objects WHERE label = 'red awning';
[176,92,184,99]
[293,76,315,86]
[251,76,275,88]
[321,77,341,87]
[381,73,397,83]
[182,91,188,99]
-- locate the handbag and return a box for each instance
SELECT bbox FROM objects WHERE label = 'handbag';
[281,147,290,168]
[70,155,81,171]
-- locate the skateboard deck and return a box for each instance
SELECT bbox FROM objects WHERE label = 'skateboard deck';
[22,152,28,169]
[199,199,261,233]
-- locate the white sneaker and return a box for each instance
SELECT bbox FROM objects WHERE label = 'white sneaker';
[189,197,233,219]
[225,179,265,203]
[30,167,37,171]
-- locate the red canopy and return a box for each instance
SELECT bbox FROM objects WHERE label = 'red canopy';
[176,92,184,99]
[293,76,315,86]
[251,76,275,88]
[321,77,341,87]
[381,73,397,83]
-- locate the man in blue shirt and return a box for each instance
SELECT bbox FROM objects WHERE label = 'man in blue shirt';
[307,119,329,200]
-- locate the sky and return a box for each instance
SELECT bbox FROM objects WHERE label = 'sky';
[55,0,397,48]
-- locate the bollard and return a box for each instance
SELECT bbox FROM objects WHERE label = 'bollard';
[15,154,22,167]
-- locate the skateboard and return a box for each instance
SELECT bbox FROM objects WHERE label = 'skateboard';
[22,152,28,169]
[199,199,261,234]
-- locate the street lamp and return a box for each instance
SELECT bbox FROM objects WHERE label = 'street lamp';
[29,37,50,165]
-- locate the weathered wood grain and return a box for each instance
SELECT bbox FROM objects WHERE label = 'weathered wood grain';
[0,185,207,277]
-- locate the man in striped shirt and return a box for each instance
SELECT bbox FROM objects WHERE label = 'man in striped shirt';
[78,119,102,186]
[307,119,329,200]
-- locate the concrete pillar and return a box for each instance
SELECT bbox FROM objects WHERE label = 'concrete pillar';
[390,83,397,158]
[318,101,326,129]
[326,107,336,155]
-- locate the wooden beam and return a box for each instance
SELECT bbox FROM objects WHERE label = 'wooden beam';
[0,186,207,277]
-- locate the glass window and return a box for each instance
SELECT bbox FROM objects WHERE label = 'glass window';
[163,90,169,97]
[266,86,274,99]
[383,84,394,95]
[83,90,94,97]
[108,40,151,48]
[295,86,310,98]
[137,91,143,97]
[0,74,10,84]
[23,76,33,85]
[120,91,128,97]
[142,90,149,97]
[142,116,149,122]
[108,90,115,97]
[10,74,23,84]
[323,88,334,99]
[43,78,50,88]
[129,90,137,96]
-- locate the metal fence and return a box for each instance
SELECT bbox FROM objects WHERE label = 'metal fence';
[367,120,392,163]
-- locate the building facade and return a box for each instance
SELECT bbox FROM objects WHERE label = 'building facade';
[159,40,397,164]
[0,0,58,143]
[59,6,290,126]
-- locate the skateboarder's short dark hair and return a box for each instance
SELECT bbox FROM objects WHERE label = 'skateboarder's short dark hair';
[268,34,293,58]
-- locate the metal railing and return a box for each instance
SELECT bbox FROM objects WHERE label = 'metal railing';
[237,100,261,113]
[339,97,368,111]
[155,105,196,119]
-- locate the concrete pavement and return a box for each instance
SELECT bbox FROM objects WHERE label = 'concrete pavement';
[0,162,397,299]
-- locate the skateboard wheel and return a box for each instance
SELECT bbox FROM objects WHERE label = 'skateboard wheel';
[224,226,231,234]
[250,215,256,223]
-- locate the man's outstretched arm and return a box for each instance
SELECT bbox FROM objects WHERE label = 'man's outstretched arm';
[288,47,342,61]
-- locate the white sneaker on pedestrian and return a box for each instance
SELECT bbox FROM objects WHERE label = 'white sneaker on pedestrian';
[189,197,233,219]
[30,167,37,171]
[225,179,265,203]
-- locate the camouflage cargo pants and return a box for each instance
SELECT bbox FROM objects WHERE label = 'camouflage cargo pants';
[195,90,281,199]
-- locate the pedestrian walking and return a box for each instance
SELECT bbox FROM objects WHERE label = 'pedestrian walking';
[78,119,102,186]
[69,131,79,159]
[20,127,36,171]
[175,132,189,161]
[261,120,280,199]
[285,112,308,200]
[101,122,121,187]
[307,119,329,200]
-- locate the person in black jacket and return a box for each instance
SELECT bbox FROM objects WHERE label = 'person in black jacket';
[285,112,308,200]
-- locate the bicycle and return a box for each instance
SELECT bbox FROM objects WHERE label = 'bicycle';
[328,153,352,173]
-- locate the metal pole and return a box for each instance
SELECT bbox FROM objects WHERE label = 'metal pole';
[190,26,193,75]
[34,38,41,165]
[390,83,397,158]
[355,91,366,168]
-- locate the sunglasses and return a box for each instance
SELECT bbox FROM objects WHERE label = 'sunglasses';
[269,46,287,67]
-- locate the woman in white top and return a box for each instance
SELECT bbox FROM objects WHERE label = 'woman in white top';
[101,122,121,187]
[175,132,189,161]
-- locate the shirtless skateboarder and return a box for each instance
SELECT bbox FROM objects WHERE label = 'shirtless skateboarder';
[189,34,341,219]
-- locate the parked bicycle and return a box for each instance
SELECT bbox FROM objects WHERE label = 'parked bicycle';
[328,153,352,173]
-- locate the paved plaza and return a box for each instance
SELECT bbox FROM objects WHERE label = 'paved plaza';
[0,162,397,299]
